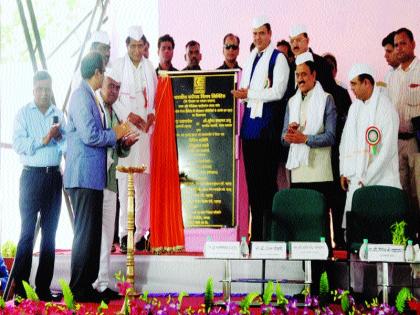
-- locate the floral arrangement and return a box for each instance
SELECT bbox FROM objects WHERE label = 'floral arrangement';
[0,274,417,314]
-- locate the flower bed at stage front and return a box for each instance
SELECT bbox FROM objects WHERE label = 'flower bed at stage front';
[1,275,418,314]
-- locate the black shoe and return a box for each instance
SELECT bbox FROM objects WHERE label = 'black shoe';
[36,290,63,302]
[120,235,127,254]
[100,288,120,301]
[136,235,150,251]
[74,288,108,304]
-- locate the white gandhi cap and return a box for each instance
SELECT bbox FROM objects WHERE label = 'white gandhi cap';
[90,31,110,45]
[104,67,121,84]
[127,25,144,41]
[348,63,375,81]
[252,15,269,29]
[295,51,314,65]
[290,24,308,37]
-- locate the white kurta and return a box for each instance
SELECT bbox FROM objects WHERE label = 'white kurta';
[111,54,157,241]
[112,54,157,175]
[339,88,401,227]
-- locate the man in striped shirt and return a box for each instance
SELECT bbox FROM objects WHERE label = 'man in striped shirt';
[12,70,65,302]
[387,28,420,236]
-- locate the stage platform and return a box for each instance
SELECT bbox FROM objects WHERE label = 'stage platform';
[28,249,419,300]
[30,250,307,296]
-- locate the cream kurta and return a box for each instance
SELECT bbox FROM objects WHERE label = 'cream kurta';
[291,88,333,183]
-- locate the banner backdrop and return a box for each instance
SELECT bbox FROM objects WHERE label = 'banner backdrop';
[170,70,238,228]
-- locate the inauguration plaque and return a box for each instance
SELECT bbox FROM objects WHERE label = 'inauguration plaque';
[170,70,237,228]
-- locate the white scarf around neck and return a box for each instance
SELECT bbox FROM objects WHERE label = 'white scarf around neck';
[286,81,327,170]
[241,43,275,118]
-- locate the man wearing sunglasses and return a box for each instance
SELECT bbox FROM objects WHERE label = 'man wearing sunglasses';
[217,33,242,70]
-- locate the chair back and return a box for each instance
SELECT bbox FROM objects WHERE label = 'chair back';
[270,188,327,242]
[347,185,408,251]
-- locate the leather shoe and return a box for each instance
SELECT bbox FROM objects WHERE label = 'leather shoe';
[100,288,121,301]
[135,235,150,251]
[120,235,127,254]
[74,288,108,303]
[36,290,63,302]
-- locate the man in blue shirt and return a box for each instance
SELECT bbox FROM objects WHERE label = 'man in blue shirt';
[12,70,65,301]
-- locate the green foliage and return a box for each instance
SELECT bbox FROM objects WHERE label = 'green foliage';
[140,290,149,301]
[1,240,17,258]
[263,281,274,305]
[390,221,408,245]
[97,300,108,314]
[395,287,413,313]
[114,270,126,282]
[59,278,75,310]
[0,296,5,309]
[204,277,214,312]
[275,282,288,306]
[239,292,260,314]
[319,271,330,298]
[22,280,39,301]
[332,289,351,313]
[178,291,189,308]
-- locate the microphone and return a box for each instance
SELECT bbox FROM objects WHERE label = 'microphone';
[52,115,59,124]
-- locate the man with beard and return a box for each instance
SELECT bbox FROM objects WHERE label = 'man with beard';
[183,40,202,70]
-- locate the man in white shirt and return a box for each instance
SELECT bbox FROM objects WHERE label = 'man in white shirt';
[387,28,420,234]
[340,64,401,225]
[112,25,157,252]
[232,16,290,241]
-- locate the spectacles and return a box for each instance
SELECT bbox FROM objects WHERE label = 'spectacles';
[224,44,239,50]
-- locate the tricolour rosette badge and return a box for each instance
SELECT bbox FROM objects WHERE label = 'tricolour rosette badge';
[365,125,381,155]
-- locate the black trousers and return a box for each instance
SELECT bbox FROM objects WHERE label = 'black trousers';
[67,188,103,295]
[14,167,62,296]
[242,139,279,241]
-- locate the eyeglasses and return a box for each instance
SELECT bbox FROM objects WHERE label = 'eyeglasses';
[224,44,239,50]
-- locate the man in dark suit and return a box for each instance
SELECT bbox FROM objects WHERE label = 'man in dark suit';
[289,25,336,95]
[64,52,129,302]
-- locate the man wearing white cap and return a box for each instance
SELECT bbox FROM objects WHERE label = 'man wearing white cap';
[340,64,400,224]
[282,52,336,216]
[112,25,157,252]
[290,25,349,249]
[71,30,111,93]
[340,64,400,297]
[232,15,290,241]
[93,68,139,300]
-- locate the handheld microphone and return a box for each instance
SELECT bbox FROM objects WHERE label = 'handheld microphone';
[52,116,59,124]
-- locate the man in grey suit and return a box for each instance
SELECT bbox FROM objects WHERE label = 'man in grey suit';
[64,52,130,302]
